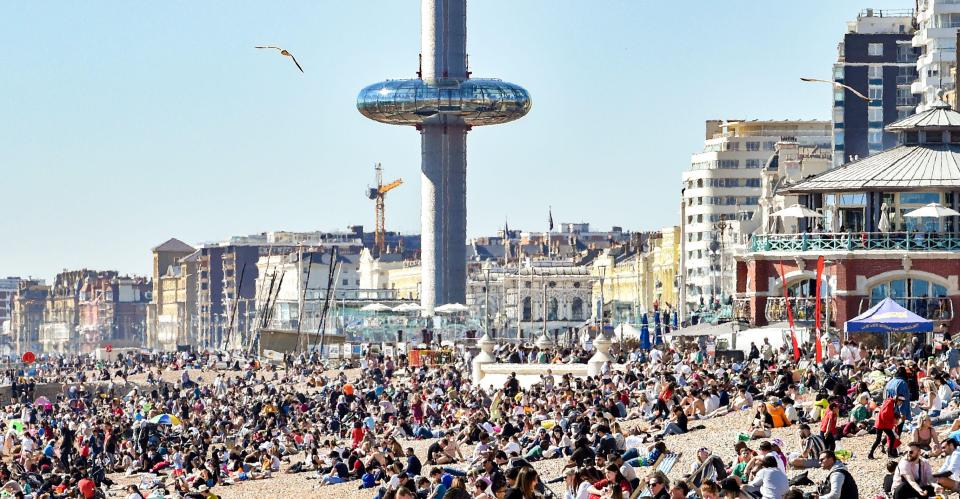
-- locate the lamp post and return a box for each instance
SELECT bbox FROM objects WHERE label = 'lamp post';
[715,216,729,302]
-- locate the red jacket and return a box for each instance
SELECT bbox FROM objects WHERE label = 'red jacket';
[876,398,898,430]
[820,408,837,435]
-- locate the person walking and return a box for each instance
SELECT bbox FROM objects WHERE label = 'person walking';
[869,395,900,459]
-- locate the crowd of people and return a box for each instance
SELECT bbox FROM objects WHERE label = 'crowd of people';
[0,331,957,499]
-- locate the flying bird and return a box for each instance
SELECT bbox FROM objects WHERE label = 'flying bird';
[800,77,871,102]
[255,45,303,73]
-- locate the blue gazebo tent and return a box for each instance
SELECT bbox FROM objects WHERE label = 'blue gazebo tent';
[845,297,933,333]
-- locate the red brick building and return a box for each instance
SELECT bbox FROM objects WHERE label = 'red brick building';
[736,102,960,341]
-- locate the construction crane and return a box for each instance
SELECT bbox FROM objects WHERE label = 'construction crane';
[366,163,403,254]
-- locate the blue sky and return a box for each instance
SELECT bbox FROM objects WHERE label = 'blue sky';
[0,1,910,280]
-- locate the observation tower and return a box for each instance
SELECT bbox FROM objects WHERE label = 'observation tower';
[358,0,531,315]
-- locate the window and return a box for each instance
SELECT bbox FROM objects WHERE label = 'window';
[834,130,844,146]
[868,43,884,56]
[342,279,348,285]
[571,298,584,321]
[834,88,844,103]
[868,107,883,122]
[745,159,762,169]
[950,131,960,144]
[869,278,948,320]
[764,141,777,151]
[725,142,740,151]
[868,130,883,145]
[548,298,558,321]
[868,65,882,79]
[934,13,960,28]
[926,131,944,143]
[522,297,531,321]
[745,141,760,151]
[869,86,883,100]
[833,66,844,80]
[718,159,739,169]
[832,107,844,123]
[745,178,761,187]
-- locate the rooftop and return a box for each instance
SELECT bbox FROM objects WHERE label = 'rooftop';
[152,238,195,253]
[785,103,960,194]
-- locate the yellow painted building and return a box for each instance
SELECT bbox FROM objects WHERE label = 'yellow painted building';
[386,264,421,301]
[590,226,681,323]
[652,226,681,309]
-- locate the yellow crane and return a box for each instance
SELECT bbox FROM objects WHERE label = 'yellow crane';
[366,163,403,254]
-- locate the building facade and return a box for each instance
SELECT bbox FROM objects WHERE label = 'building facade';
[11,279,48,354]
[465,261,594,340]
[147,238,196,350]
[0,278,19,337]
[736,103,960,340]
[833,9,918,165]
[77,275,150,352]
[913,0,960,112]
[682,120,832,314]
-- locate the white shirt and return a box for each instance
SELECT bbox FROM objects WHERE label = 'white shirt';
[840,346,855,366]
[939,449,960,481]
[650,349,663,365]
[620,462,637,482]
[705,395,720,414]
[624,434,644,450]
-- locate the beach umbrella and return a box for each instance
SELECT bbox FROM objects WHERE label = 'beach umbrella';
[904,202,960,219]
[361,303,392,312]
[904,203,960,232]
[653,312,663,346]
[392,303,423,313]
[639,314,651,351]
[771,204,822,219]
[878,203,891,233]
[33,397,52,410]
[148,414,183,426]
[435,303,468,313]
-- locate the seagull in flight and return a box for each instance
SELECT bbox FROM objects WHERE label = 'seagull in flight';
[255,45,303,73]
[800,77,871,102]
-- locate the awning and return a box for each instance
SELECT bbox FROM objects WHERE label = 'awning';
[667,321,735,337]
[846,297,933,333]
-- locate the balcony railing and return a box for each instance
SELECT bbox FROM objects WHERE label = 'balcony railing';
[733,298,751,322]
[858,297,954,322]
[765,297,835,324]
[751,232,960,252]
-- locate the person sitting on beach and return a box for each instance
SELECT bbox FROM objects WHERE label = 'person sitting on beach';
[746,402,773,440]
[911,413,941,458]
[687,447,729,487]
[788,423,825,470]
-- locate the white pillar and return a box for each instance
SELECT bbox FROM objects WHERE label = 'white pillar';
[587,332,612,377]
[472,333,496,385]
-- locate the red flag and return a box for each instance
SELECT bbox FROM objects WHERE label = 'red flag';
[778,261,800,362]
[814,256,825,363]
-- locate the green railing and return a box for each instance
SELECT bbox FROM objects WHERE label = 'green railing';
[751,232,960,252]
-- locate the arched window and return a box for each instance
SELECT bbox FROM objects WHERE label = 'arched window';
[548,298,558,321]
[571,298,584,321]
[869,277,948,319]
[522,297,532,321]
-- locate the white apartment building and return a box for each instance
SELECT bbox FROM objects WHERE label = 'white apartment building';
[913,0,960,111]
[681,120,831,314]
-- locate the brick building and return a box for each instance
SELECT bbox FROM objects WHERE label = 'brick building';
[736,102,960,344]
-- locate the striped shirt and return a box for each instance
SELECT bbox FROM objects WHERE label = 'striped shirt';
[804,434,826,458]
